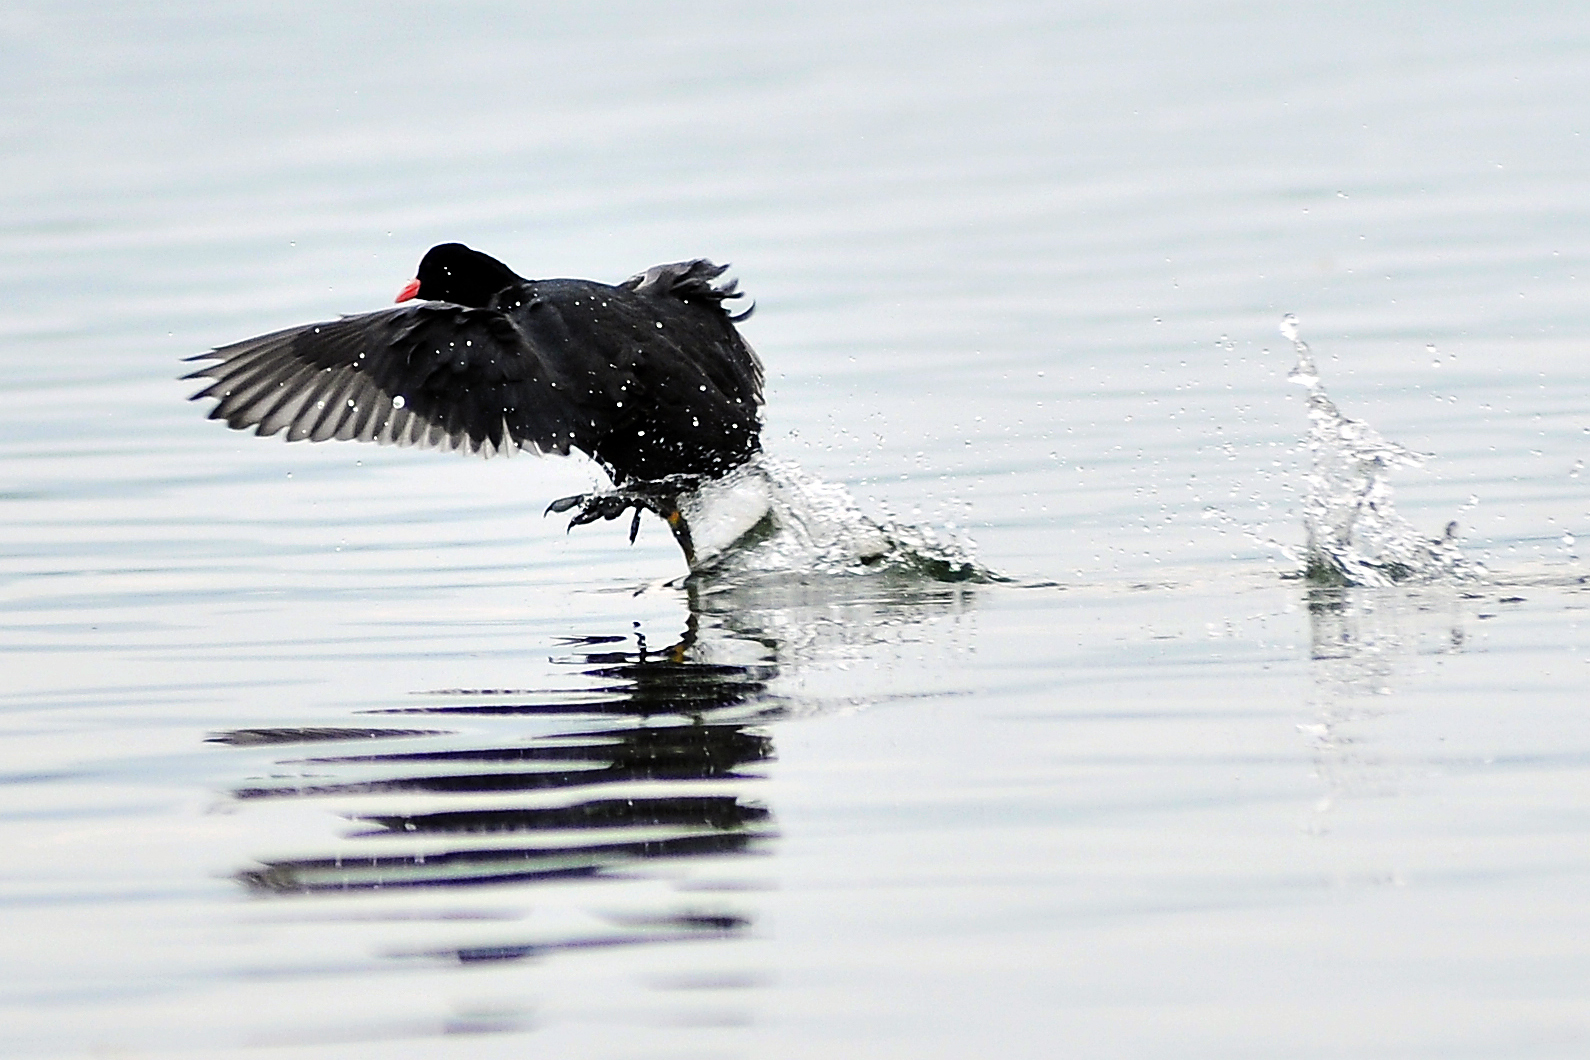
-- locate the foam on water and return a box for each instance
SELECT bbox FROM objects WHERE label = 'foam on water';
[678,453,993,584]
[1282,315,1477,587]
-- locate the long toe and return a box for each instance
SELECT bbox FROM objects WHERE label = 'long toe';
[569,494,633,529]
[546,493,587,515]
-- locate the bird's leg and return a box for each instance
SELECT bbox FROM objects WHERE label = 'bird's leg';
[546,474,703,566]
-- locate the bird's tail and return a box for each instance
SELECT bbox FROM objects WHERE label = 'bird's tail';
[623,260,753,321]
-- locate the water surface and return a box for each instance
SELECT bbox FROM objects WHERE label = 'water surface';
[4,2,1590,1056]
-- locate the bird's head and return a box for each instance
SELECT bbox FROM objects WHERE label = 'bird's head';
[396,243,523,307]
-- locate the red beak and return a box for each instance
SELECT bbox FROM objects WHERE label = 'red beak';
[395,278,422,303]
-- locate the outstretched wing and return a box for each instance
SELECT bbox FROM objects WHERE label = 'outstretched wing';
[184,303,609,458]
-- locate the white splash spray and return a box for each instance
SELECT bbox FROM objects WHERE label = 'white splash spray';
[680,454,990,583]
[1283,315,1474,586]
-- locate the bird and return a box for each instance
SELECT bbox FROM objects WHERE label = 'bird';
[184,242,764,567]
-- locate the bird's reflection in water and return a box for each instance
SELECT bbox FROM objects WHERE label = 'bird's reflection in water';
[222,627,779,900]
[213,576,977,960]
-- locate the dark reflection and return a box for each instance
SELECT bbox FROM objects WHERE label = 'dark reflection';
[209,727,447,746]
[214,575,977,960]
[231,725,775,801]
[224,620,781,897]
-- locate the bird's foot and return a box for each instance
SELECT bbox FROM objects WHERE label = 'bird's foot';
[546,475,705,551]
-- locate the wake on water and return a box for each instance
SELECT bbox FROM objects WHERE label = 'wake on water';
[674,316,1480,591]
[1281,315,1477,587]
[675,454,993,585]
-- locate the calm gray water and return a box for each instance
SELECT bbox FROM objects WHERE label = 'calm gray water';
[4,2,1590,1056]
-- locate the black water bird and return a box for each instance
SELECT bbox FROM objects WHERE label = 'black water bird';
[185,243,764,565]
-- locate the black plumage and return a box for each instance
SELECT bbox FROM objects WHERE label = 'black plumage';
[184,243,763,484]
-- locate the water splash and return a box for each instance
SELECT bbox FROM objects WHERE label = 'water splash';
[1283,315,1475,586]
[678,454,994,583]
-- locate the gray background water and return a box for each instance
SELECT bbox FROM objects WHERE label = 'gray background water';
[3,2,1589,1056]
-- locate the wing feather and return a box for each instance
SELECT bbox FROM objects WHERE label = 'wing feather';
[335,375,386,442]
[186,303,594,459]
[284,369,346,443]
[255,373,323,438]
